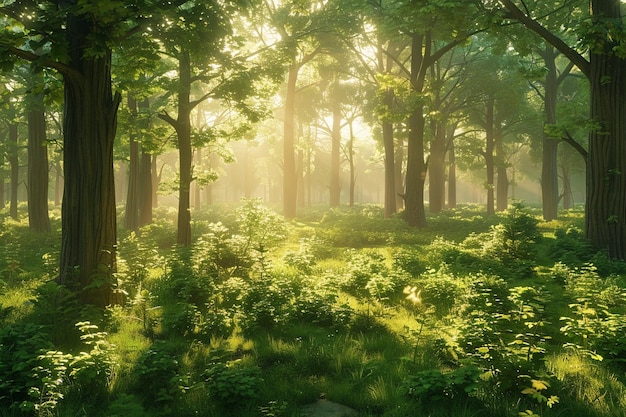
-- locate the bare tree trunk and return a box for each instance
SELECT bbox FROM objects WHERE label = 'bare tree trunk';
[9,123,18,220]
[330,100,341,207]
[27,89,51,232]
[58,13,120,306]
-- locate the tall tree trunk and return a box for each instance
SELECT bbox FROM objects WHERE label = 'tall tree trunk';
[125,95,140,232]
[485,96,495,215]
[428,119,446,213]
[330,99,341,207]
[54,159,62,206]
[9,123,18,220]
[174,51,193,246]
[495,130,509,211]
[405,33,428,228]
[540,45,560,220]
[151,155,158,208]
[297,148,305,208]
[382,88,396,218]
[585,0,626,258]
[138,97,152,228]
[560,163,573,210]
[283,63,299,219]
[27,89,51,232]
[448,140,457,209]
[395,136,405,210]
[138,149,152,227]
[58,14,120,307]
[499,0,626,259]
[348,122,355,207]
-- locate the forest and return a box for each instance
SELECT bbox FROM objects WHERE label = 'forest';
[1,0,626,416]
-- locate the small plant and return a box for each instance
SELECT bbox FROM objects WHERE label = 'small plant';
[519,378,559,417]
[402,365,481,401]
[203,361,263,406]
[403,285,435,363]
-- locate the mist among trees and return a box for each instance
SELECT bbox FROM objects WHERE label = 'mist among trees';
[1,1,626,416]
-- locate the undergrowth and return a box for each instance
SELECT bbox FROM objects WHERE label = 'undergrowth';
[1,202,626,417]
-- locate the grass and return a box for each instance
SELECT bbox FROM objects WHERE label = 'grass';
[1,203,626,417]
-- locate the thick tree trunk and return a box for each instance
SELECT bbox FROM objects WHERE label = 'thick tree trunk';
[58,15,120,307]
[405,33,428,228]
[9,123,19,220]
[541,45,560,220]
[330,100,341,207]
[405,112,427,228]
[27,90,51,232]
[585,0,626,258]
[283,63,298,219]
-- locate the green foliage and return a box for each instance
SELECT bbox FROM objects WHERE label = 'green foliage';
[203,361,263,406]
[135,341,189,406]
[343,249,410,304]
[0,321,114,416]
[402,365,482,401]
[0,323,52,408]
[560,265,626,363]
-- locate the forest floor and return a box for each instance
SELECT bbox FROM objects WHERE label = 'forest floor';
[1,202,626,417]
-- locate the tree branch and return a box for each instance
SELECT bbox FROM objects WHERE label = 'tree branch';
[498,0,590,78]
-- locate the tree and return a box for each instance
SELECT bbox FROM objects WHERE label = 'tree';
[26,69,51,232]
[497,0,626,258]
[1,1,168,305]
[371,0,483,227]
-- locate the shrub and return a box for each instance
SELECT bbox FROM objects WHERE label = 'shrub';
[0,323,52,408]
[135,341,189,406]
[203,361,263,407]
[402,365,481,402]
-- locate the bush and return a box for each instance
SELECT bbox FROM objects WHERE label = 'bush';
[203,362,263,407]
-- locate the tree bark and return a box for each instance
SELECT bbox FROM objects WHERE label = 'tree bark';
[395,136,405,210]
[540,45,560,221]
[448,140,457,209]
[498,0,626,258]
[382,88,396,218]
[58,14,120,307]
[405,33,428,228]
[428,119,446,213]
[585,0,626,258]
[9,123,19,220]
[27,89,51,232]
